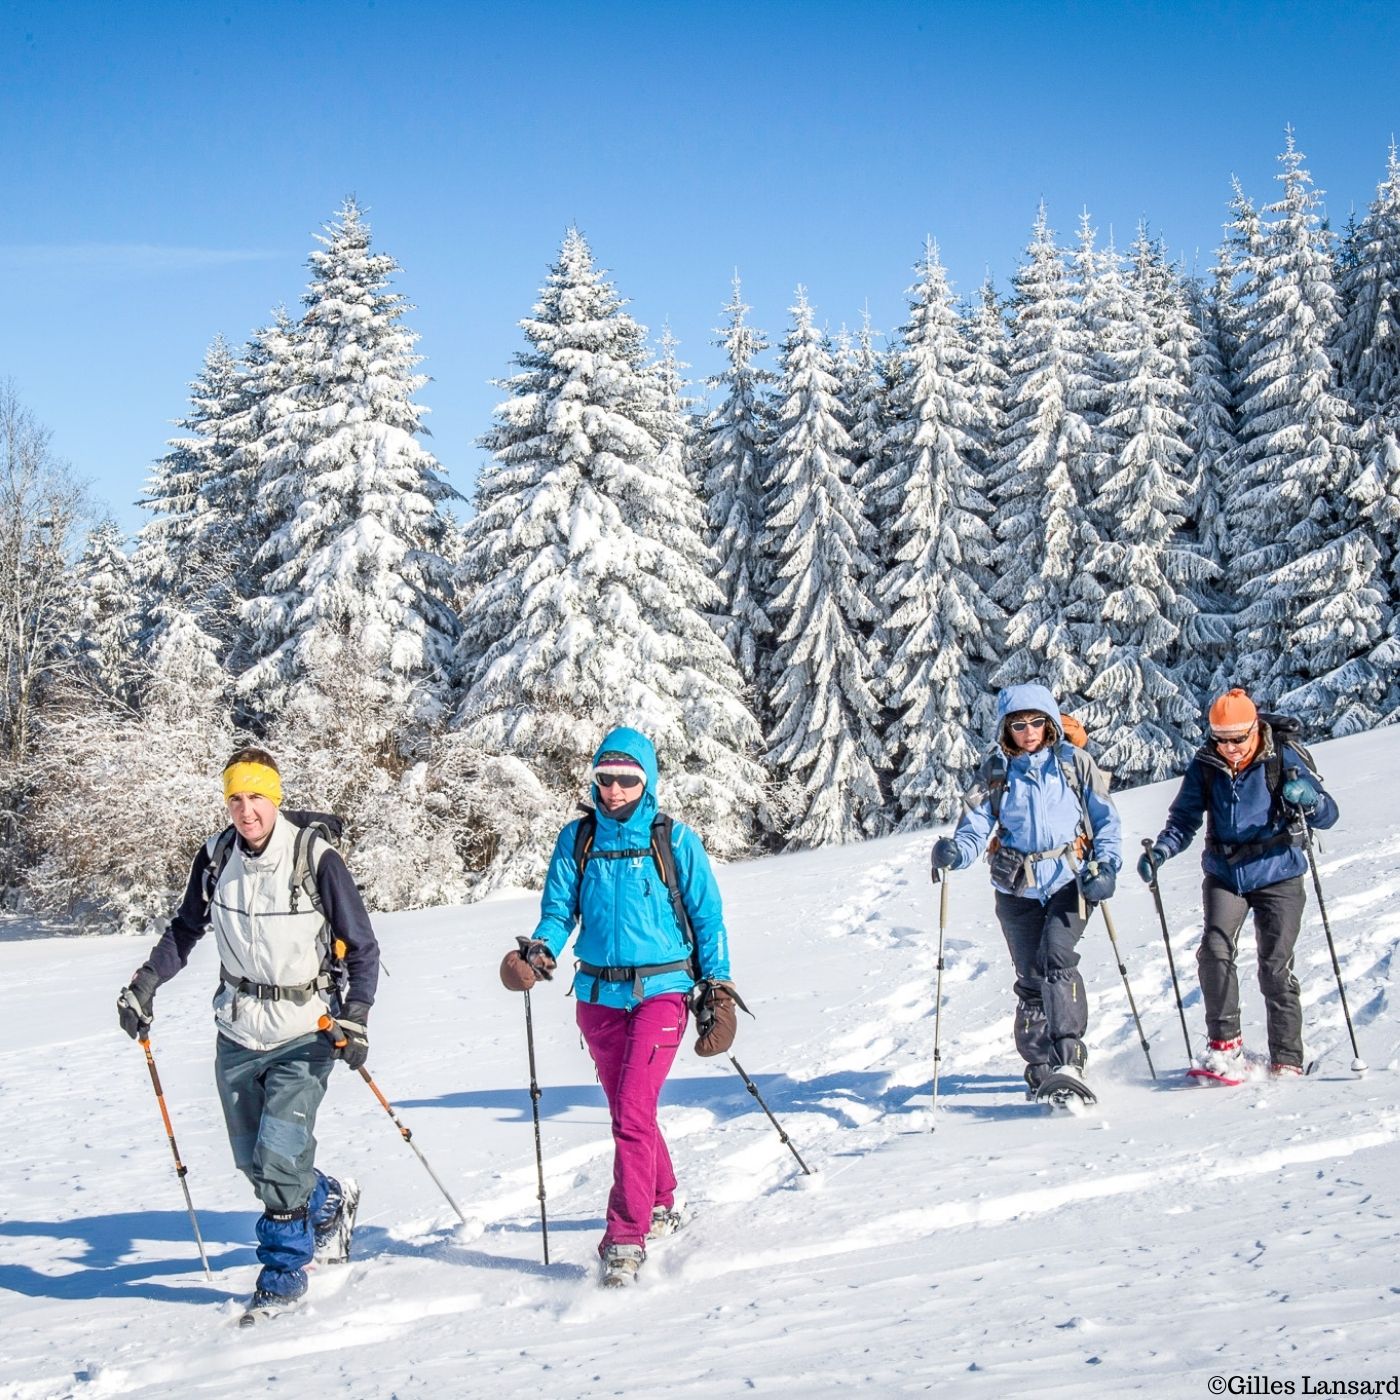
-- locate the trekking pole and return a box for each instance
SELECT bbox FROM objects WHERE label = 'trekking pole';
[1142,839,1194,1061]
[137,1038,212,1280]
[930,866,949,1130]
[1291,805,1367,1074]
[522,990,551,1263]
[317,1017,468,1225]
[728,1056,811,1174]
[1096,896,1156,1080]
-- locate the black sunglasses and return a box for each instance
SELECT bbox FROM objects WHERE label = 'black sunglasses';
[1008,717,1047,734]
[596,774,642,790]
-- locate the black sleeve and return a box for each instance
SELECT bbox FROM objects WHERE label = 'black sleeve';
[317,849,380,1008]
[143,846,214,984]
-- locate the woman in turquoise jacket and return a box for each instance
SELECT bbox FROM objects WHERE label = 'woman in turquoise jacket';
[931,684,1121,1096]
[499,726,737,1287]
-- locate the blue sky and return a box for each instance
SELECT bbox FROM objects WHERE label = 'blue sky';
[3,0,1397,536]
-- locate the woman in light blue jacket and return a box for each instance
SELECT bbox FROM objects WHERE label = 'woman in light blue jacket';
[932,684,1121,1096]
[498,726,737,1287]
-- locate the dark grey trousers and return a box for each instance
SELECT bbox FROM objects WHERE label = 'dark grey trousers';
[1197,873,1306,1067]
[214,1031,335,1213]
[995,884,1090,1070]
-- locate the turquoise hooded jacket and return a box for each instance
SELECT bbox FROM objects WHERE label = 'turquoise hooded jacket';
[531,727,730,1010]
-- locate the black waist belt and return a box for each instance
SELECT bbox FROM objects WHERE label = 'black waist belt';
[1206,828,1301,866]
[220,964,327,1008]
[576,959,693,1003]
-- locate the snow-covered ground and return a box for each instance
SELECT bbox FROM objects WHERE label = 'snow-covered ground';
[3,728,1399,1399]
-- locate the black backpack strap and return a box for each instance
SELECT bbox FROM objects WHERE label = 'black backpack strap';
[650,813,698,977]
[571,810,597,926]
[203,826,238,904]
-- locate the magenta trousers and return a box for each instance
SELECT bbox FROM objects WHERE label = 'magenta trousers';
[576,992,688,1251]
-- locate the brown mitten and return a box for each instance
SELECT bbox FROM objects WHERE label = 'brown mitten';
[692,980,740,1057]
[499,938,556,992]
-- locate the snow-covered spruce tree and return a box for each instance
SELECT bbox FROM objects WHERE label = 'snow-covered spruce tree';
[698,275,775,702]
[71,521,138,705]
[1230,134,1386,733]
[238,198,460,745]
[456,228,763,857]
[1336,143,1400,416]
[873,242,1002,825]
[988,206,1099,708]
[763,288,885,847]
[212,310,301,678]
[132,335,244,664]
[1336,145,1400,718]
[1070,215,1135,525]
[1177,272,1239,698]
[1077,292,1206,782]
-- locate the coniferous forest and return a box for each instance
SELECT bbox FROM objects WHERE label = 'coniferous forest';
[6,132,1400,929]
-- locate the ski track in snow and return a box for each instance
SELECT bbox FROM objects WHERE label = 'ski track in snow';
[3,728,1400,1397]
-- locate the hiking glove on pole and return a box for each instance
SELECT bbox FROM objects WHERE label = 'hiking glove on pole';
[334,1002,371,1071]
[691,979,741,1057]
[1077,863,1117,903]
[117,965,160,1040]
[1281,775,1320,812]
[1137,842,1170,885]
[930,838,959,873]
[499,938,557,992]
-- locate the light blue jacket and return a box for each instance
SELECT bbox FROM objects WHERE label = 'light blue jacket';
[531,727,730,1010]
[948,683,1122,902]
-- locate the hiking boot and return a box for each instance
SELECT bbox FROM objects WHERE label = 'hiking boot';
[647,1205,686,1241]
[1198,1037,1244,1078]
[600,1243,645,1288]
[1270,1062,1303,1079]
[313,1176,360,1265]
[1023,1063,1052,1101]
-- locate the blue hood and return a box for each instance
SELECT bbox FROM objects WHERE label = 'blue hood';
[996,683,1064,748]
[591,726,660,828]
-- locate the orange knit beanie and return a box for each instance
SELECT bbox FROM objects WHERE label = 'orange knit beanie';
[1208,688,1257,733]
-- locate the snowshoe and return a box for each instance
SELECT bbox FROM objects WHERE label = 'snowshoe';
[1186,1036,1246,1086]
[1033,1065,1097,1111]
[238,1289,305,1328]
[600,1243,645,1288]
[646,1204,686,1242]
[314,1176,360,1265]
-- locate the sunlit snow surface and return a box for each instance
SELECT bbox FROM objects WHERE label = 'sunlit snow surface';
[3,727,1397,1397]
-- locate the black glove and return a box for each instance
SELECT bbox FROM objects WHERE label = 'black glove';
[1137,842,1170,885]
[117,965,160,1040]
[333,1001,370,1071]
[931,838,959,873]
[1281,775,1320,813]
[1078,863,1116,904]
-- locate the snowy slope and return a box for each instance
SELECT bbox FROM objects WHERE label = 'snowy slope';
[3,728,1398,1399]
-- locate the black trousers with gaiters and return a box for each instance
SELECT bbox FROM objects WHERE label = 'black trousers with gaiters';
[995,883,1090,1071]
[1197,873,1306,1067]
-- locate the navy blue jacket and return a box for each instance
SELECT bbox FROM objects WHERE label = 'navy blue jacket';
[1156,726,1338,895]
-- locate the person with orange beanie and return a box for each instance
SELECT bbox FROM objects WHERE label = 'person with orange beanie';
[1137,690,1338,1082]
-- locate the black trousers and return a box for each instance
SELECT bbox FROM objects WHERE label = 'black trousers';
[995,884,1090,1070]
[1197,873,1306,1067]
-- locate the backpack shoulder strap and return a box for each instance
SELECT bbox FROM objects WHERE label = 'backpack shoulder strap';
[290,822,327,917]
[650,811,699,977]
[968,750,1008,823]
[202,825,238,903]
[571,810,597,924]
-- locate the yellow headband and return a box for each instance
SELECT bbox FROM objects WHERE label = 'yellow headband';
[222,761,282,807]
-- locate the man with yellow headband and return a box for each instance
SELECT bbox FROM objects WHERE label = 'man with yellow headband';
[116,746,380,1322]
